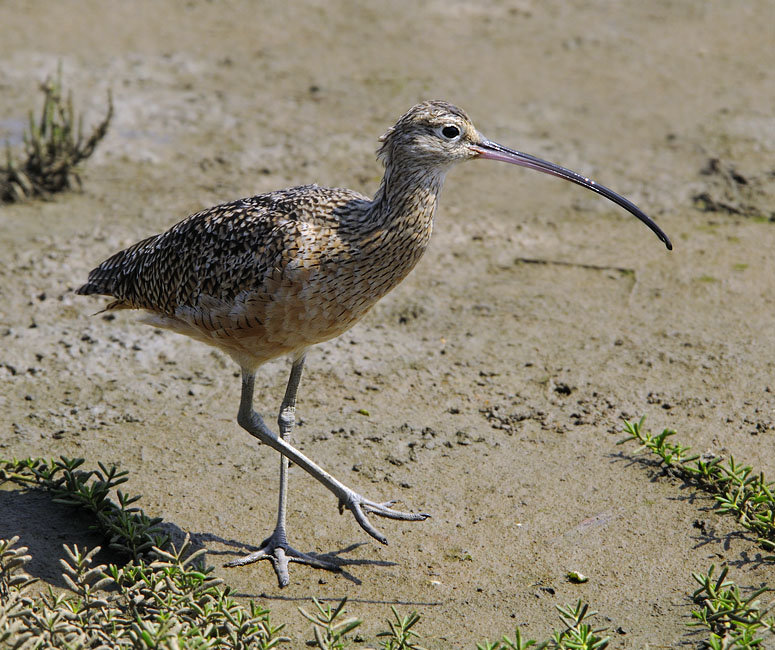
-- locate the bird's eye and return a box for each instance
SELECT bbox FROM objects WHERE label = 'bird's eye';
[440,125,460,139]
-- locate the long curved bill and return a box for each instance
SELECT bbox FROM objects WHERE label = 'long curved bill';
[471,139,672,250]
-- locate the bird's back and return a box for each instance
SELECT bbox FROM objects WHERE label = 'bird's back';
[78,185,367,309]
[77,184,386,366]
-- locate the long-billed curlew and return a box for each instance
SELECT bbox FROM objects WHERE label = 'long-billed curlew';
[77,101,671,587]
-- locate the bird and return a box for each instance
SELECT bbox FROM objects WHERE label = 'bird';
[77,100,672,587]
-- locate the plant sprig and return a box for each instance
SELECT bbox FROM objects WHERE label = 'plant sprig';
[618,417,775,558]
[299,597,363,650]
[377,606,427,650]
[690,564,775,648]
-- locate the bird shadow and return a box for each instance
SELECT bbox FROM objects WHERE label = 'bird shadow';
[254,592,444,607]
[0,487,116,588]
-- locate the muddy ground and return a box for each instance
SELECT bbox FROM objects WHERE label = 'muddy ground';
[1,1,774,647]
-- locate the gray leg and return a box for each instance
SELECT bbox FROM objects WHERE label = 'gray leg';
[225,355,341,586]
[227,364,429,574]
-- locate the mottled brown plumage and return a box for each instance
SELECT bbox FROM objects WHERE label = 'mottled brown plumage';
[77,101,671,587]
[77,127,451,369]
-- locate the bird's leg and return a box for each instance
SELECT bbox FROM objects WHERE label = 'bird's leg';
[225,355,340,586]
[274,355,303,545]
[232,366,429,549]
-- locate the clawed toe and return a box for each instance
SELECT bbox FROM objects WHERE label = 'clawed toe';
[339,493,430,545]
[363,500,430,520]
[224,534,340,588]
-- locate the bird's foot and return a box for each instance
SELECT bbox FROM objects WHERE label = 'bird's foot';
[339,494,430,545]
[224,530,340,588]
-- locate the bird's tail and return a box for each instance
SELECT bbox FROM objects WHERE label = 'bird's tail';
[75,280,105,296]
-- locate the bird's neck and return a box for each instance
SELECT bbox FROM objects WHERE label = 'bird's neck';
[367,161,449,238]
[335,162,449,296]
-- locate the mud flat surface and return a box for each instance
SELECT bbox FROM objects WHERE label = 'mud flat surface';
[1,1,774,646]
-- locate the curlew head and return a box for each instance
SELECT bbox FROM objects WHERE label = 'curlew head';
[378,101,482,168]
[378,101,672,250]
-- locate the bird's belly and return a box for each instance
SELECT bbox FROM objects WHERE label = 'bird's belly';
[157,264,390,366]
[267,247,420,336]
[259,269,384,346]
